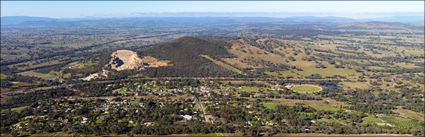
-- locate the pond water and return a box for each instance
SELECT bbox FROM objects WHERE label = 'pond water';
[322,84,342,89]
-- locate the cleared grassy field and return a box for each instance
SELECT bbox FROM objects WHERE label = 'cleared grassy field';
[0,73,7,81]
[11,106,28,113]
[341,82,371,89]
[264,71,301,78]
[362,115,385,125]
[11,81,42,88]
[289,60,317,68]
[12,60,63,71]
[263,102,277,110]
[66,61,98,71]
[270,98,346,112]
[380,115,421,129]
[394,63,420,69]
[228,40,286,65]
[393,107,424,121]
[19,71,56,80]
[297,66,358,78]
[236,86,266,92]
[317,118,347,126]
[291,84,322,94]
[362,114,421,129]
[221,58,254,69]
[201,55,245,75]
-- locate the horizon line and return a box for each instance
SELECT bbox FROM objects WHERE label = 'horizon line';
[1,12,424,19]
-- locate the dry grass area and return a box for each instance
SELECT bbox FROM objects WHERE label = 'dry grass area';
[140,56,170,67]
[201,55,244,75]
[270,98,347,112]
[264,71,302,78]
[341,82,371,89]
[227,39,286,65]
[289,60,317,68]
[19,71,55,80]
[221,58,253,69]
[221,38,364,79]
[393,107,424,122]
[66,61,98,70]
[394,63,420,69]
[12,60,63,71]
[296,61,358,78]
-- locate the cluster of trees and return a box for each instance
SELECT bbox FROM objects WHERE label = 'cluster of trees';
[318,88,424,115]
[0,73,59,88]
[1,88,75,109]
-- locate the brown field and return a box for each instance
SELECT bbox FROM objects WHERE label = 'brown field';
[19,71,56,80]
[341,82,371,89]
[393,107,424,121]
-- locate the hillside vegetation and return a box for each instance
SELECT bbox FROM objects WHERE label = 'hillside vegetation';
[140,37,239,77]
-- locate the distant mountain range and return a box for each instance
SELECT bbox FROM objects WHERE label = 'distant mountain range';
[1,15,424,26]
[1,16,57,25]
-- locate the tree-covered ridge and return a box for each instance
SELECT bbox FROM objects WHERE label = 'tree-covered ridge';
[140,37,239,77]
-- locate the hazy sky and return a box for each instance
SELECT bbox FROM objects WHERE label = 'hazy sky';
[1,1,424,18]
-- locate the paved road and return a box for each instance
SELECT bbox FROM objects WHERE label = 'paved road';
[193,94,209,122]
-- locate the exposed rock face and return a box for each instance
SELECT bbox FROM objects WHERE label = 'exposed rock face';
[110,50,144,71]
[81,49,169,81]
[139,56,169,68]
[109,50,169,71]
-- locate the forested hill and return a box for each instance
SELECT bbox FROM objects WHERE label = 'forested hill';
[140,36,239,77]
